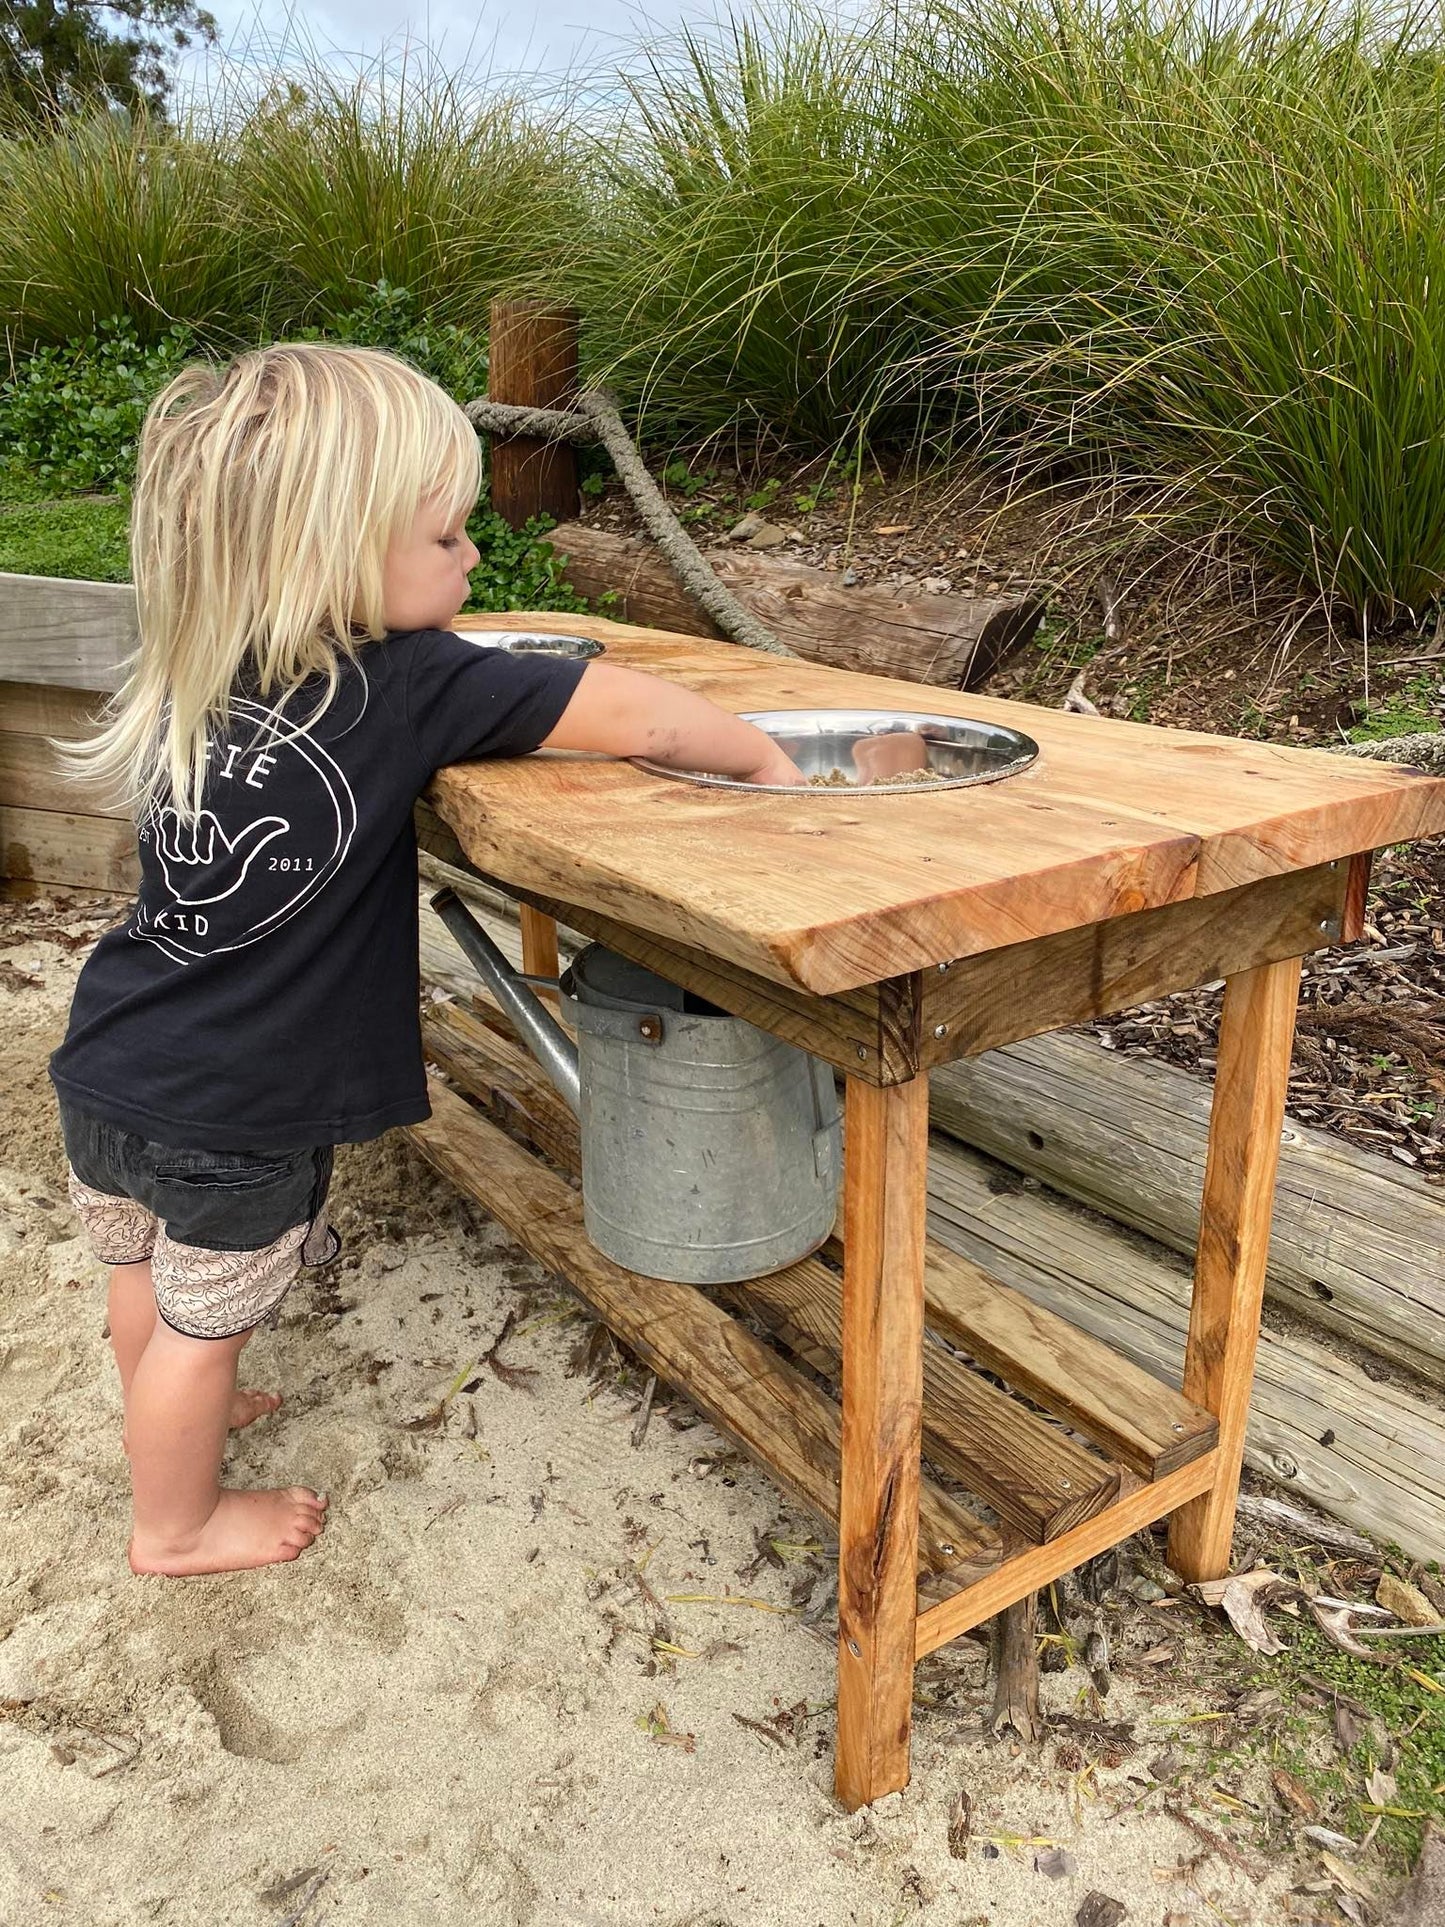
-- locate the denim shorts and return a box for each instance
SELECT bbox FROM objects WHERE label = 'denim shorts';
[58,1097,339,1341]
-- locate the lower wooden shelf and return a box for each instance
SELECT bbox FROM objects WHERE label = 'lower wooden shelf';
[726,1253,1122,1541]
[409,1079,1000,1584]
[416,996,1226,1651]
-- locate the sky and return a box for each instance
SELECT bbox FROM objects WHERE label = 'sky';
[178,0,731,100]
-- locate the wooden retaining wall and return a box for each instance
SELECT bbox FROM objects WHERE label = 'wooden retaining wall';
[1,574,136,891]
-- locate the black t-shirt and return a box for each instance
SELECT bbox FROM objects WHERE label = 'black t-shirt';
[49,628,586,1151]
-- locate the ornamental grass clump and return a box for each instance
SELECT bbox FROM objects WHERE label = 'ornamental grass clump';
[901,0,1445,627]
[0,110,244,349]
[0,47,587,363]
[573,9,926,445]
[582,0,1445,626]
[231,50,586,341]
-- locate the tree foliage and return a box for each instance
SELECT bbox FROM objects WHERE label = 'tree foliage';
[0,0,217,123]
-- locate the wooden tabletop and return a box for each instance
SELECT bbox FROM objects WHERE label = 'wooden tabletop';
[434,612,1445,995]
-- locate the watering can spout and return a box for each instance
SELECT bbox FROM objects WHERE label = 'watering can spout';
[430,888,581,1115]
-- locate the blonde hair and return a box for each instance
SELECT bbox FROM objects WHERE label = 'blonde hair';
[61,342,483,823]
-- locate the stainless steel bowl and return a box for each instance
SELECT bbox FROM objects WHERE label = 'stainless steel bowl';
[456,630,607,661]
[633,708,1040,794]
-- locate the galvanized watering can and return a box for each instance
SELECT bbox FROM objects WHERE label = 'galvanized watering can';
[431,889,842,1284]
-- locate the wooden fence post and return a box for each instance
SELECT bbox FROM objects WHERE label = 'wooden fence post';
[487,299,580,530]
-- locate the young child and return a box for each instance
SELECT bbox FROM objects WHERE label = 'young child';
[49,341,802,1581]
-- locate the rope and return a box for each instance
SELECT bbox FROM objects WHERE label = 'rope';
[465,397,597,446]
[465,388,798,660]
[1331,731,1445,773]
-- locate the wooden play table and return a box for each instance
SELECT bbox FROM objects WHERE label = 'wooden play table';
[409,610,1445,1811]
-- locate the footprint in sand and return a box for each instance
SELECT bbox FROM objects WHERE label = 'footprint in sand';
[0,1339,69,1420]
[187,1659,309,1764]
[185,1644,370,1765]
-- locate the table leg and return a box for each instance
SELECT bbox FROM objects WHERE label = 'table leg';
[1167,955,1302,1583]
[835,1075,929,1811]
[520,905,561,1003]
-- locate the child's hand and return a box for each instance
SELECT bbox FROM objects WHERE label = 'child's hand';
[737,738,807,787]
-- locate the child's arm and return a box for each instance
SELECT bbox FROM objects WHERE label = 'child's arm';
[540,664,805,786]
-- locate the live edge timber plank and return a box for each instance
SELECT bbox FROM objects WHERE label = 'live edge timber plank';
[415,799,920,1084]
[441,615,1445,995]
[420,999,1116,1544]
[407,1080,999,1580]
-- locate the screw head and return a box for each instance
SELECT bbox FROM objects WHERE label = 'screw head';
[856,1045,868,1060]
[847,1638,861,1658]
[933,1023,948,1040]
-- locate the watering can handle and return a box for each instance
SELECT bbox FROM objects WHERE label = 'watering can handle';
[808,1053,838,1132]
[807,1055,842,1184]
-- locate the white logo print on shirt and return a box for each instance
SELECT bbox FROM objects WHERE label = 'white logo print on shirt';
[153,808,289,901]
[132,697,359,965]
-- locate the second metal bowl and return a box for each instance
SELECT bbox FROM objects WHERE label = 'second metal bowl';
[455,630,607,661]
[633,708,1040,794]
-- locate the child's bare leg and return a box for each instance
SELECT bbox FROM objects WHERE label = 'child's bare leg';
[108,1261,283,1446]
[125,1317,327,1576]
[108,1259,160,1398]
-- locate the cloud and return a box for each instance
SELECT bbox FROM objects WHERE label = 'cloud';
[181,0,726,93]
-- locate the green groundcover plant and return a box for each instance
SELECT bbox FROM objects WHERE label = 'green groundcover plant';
[0,287,486,496]
[0,291,597,613]
[0,318,194,495]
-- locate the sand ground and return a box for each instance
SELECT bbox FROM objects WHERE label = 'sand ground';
[0,891,1330,1927]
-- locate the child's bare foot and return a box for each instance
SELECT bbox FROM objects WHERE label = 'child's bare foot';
[123,1388,281,1456]
[128,1487,328,1576]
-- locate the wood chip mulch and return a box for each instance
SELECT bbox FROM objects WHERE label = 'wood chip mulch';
[1076,838,1445,1182]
